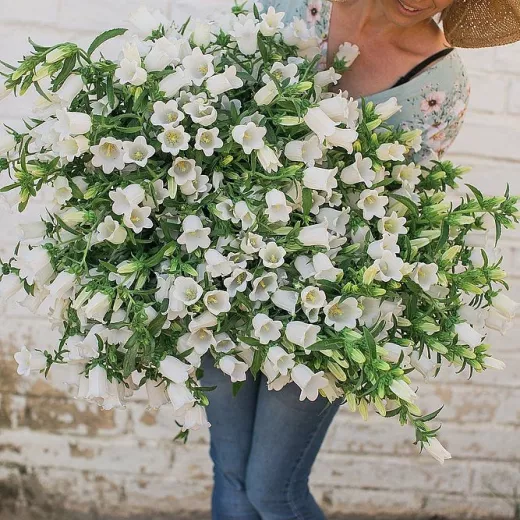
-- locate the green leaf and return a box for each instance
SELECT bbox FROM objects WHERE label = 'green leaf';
[115,125,142,134]
[106,75,115,108]
[87,28,128,57]
[250,348,265,378]
[418,405,444,422]
[232,380,245,397]
[237,336,262,347]
[0,182,20,193]
[52,54,77,91]
[99,261,118,273]
[436,220,450,252]
[363,327,377,358]
[307,338,344,351]
[257,35,269,64]
[465,183,484,206]
[123,333,139,377]
[389,193,419,217]
[148,313,167,337]
[302,187,313,217]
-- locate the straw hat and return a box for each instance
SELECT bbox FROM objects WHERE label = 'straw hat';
[443,0,520,48]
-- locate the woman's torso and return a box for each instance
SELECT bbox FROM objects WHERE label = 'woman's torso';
[260,0,471,161]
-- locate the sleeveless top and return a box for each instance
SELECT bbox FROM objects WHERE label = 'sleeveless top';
[259,0,471,163]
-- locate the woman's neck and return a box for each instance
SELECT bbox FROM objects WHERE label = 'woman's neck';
[325,0,449,99]
[333,0,442,49]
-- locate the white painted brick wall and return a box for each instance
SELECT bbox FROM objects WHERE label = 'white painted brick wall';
[0,1,519,519]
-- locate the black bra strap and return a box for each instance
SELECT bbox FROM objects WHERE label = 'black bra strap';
[392,47,454,88]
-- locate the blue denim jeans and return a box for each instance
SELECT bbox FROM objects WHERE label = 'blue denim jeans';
[201,355,341,520]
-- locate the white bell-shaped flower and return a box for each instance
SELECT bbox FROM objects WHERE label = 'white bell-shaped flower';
[373,251,404,282]
[233,201,257,230]
[204,290,231,315]
[178,215,211,253]
[158,124,190,155]
[151,100,185,127]
[424,438,452,465]
[454,322,483,349]
[250,272,278,302]
[232,122,266,154]
[341,153,376,187]
[271,289,299,315]
[259,242,286,269]
[180,404,210,431]
[159,69,192,97]
[375,97,402,121]
[195,127,223,157]
[168,157,198,186]
[291,364,328,401]
[224,268,253,297]
[219,355,249,383]
[206,65,243,96]
[284,135,323,166]
[265,189,292,224]
[171,277,203,306]
[159,355,191,384]
[411,262,439,291]
[122,136,155,167]
[376,142,407,162]
[215,333,236,353]
[14,345,47,376]
[54,108,92,139]
[145,379,169,410]
[230,15,259,55]
[86,365,109,402]
[123,206,153,234]
[90,137,125,174]
[205,249,234,278]
[259,6,285,37]
[252,313,283,345]
[267,346,295,376]
[285,321,320,349]
[167,382,196,413]
[378,211,408,236]
[182,47,214,86]
[324,296,362,331]
[298,222,331,248]
[303,107,338,142]
[357,189,389,220]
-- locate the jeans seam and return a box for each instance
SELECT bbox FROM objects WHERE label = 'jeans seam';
[285,403,334,520]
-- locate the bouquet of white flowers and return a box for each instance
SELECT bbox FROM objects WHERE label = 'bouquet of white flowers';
[0,3,518,462]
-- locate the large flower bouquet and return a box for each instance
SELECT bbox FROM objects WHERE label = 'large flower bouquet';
[0,3,518,463]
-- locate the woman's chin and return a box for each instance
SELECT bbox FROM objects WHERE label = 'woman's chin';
[383,0,434,26]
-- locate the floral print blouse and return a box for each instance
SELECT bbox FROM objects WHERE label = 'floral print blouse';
[260,0,471,162]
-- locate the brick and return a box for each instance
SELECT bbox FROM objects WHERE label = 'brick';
[0,429,174,474]
[449,113,520,162]
[325,414,520,462]
[312,452,472,493]
[471,460,520,497]
[467,74,508,114]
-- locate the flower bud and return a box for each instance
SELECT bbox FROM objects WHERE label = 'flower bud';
[442,245,462,262]
[350,348,366,364]
[46,45,76,64]
[278,116,304,126]
[366,118,382,132]
[292,81,313,92]
[345,392,357,412]
[489,269,507,281]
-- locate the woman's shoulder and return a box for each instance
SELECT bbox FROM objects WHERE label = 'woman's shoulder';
[367,50,471,160]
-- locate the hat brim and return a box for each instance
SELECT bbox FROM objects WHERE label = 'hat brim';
[444,0,520,48]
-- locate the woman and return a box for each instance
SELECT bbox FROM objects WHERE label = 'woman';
[201,1,520,519]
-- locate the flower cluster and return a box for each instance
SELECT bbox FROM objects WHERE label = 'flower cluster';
[0,4,518,461]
